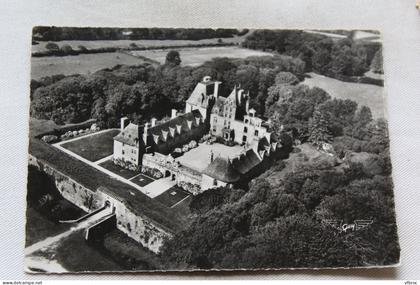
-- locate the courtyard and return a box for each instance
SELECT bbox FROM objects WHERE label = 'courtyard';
[176,142,246,172]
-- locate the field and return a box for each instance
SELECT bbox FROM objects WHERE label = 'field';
[130,46,273,66]
[31,33,251,53]
[31,52,147,80]
[302,72,386,119]
[60,129,120,162]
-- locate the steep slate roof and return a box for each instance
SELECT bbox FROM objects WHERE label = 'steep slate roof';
[203,157,241,183]
[231,149,262,175]
[113,123,142,147]
[147,110,203,144]
[186,80,215,109]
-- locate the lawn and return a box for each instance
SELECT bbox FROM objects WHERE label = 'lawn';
[130,46,273,66]
[130,173,155,187]
[31,52,147,80]
[302,72,386,119]
[60,129,120,162]
[154,186,190,208]
[54,229,125,272]
[25,206,71,247]
[98,159,139,179]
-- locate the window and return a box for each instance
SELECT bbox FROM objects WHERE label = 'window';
[245,119,249,124]
[244,126,248,133]
[122,150,125,155]
[254,130,259,136]
[213,179,218,186]
[227,121,231,128]
[242,135,247,143]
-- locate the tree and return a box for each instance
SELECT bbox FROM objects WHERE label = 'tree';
[371,48,383,74]
[308,108,333,147]
[165,50,181,66]
[274,71,299,85]
[45,42,59,52]
[60,44,73,54]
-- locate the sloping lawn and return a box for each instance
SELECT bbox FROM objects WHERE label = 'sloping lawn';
[302,72,386,119]
[60,129,120,162]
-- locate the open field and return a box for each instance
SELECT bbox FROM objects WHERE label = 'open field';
[302,72,386,119]
[60,129,119,162]
[130,46,273,66]
[31,52,147,80]
[176,142,245,172]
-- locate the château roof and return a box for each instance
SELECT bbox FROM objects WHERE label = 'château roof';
[203,157,241,183]
[231,149,262,175]
[147,109,203,145]
[186,78,220,108]
[113,123,142,147]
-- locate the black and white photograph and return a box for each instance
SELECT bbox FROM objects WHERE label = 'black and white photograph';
[25,26,400,273]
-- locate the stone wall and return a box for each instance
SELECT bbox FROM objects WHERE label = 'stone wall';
[28,154,105,213]
[99,192,172,253]
[29,153,172,253]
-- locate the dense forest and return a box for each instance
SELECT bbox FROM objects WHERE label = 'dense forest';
[242,30,382,79]
[33,27,247,42]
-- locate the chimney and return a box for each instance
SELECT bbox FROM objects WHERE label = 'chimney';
[245,97,250,113]
[171,109,177,119]
[120,117,128,131]
[238,89,244,104]
[143,122,149,144]
[151,117,157,127]
[214,81,220,98]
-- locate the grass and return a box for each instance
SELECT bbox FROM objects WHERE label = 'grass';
[54,229,124,272]
[25,206,71,247]
[130,46,273,66]
[302,72,386,119]
[102,229,162,270]
[130,173,155,187]
[31,52,147,80]
[154,186,190,208]
[60,129,120,162]
[98,159,139,179]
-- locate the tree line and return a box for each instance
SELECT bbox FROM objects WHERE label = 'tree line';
[242,30,383,79]
[33,27,246,42]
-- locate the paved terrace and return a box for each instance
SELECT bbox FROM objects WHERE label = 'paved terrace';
[176,142,246,172]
